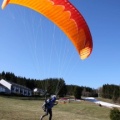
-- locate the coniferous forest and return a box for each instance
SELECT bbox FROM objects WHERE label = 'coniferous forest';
[0,71,120,103]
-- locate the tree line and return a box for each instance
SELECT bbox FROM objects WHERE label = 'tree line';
[66,85,98,99]
[1,71,119,103]
[0,71,67,96]
[98,84,120,103]
[0,71,98,98]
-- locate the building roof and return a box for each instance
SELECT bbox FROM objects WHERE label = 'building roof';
[0,79,32,91]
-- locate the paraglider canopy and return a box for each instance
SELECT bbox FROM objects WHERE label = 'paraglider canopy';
[1,0,93,60]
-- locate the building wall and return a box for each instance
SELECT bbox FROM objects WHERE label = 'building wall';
[0,84,11,94]
[11,85,32,96]
[0,85,6,92]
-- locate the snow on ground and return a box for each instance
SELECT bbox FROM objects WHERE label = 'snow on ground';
[84,97,120,108]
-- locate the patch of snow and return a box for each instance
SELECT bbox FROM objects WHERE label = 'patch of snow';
[84,97,120,108]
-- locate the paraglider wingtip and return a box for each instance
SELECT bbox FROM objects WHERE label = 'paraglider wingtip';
[1,0,9,9]
[80,47,92,60]
[80,56,86,60]
[80,53,87,60]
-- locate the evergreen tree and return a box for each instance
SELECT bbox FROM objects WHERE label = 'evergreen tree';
[74,86,82,99]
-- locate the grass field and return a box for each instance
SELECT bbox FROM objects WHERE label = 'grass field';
[0,96,111,120]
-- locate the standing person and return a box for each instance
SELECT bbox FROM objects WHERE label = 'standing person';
[40,95,58,120]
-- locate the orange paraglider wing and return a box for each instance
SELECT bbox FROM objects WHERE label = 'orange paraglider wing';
[1,0,93,60]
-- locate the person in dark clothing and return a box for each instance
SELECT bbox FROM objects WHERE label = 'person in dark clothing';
[40,95,58,120]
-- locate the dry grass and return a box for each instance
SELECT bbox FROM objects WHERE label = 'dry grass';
[0,96,111,120]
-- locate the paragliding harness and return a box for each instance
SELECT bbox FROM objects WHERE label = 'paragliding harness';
[42,99,50,112]
[42,90,50,112]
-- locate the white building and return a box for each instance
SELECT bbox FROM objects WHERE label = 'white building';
[33,88,46,96]
[0,79,32,96]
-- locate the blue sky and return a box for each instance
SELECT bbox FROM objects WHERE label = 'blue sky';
[0,0,120,89]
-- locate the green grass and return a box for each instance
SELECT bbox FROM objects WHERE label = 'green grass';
[0,96,111,120]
